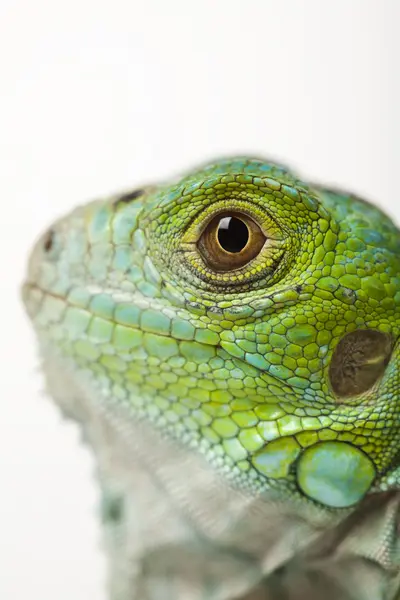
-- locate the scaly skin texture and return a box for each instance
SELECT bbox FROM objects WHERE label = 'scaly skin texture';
[23,158,400,599]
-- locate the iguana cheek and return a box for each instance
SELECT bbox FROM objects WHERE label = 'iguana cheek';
[296,441,376,508]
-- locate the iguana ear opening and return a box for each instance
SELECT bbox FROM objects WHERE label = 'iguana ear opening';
[328,329,393,399]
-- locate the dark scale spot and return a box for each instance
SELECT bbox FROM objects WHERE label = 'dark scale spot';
[101,494,124,525]
[43,229,55,253]
[114,188,145,206]
[207,306,224,316]
[329,329,393,399]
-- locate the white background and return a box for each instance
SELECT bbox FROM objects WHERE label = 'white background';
[1,1,399,598]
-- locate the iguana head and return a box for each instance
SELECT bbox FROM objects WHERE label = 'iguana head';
[23,157,400,508]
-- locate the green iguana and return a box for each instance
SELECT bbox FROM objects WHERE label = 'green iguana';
[22,157,400,599]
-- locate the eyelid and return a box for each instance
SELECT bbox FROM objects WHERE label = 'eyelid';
[181,201,282,244]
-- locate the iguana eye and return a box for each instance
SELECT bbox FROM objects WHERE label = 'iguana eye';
[197,212,266,272]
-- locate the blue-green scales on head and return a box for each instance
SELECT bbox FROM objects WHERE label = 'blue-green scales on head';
[23,157,400,511]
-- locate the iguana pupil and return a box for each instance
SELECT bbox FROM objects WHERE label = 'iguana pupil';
[217,215,249,253]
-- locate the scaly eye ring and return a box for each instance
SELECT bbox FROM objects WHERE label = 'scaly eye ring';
[197,212,266,272]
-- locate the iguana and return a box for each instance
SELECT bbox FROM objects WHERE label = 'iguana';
[22,157,400,599]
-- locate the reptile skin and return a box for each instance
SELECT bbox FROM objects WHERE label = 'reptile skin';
[23,157,400,599]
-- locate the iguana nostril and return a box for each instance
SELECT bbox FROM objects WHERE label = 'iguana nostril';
[43,229,55,253]
[329,329,393,399]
